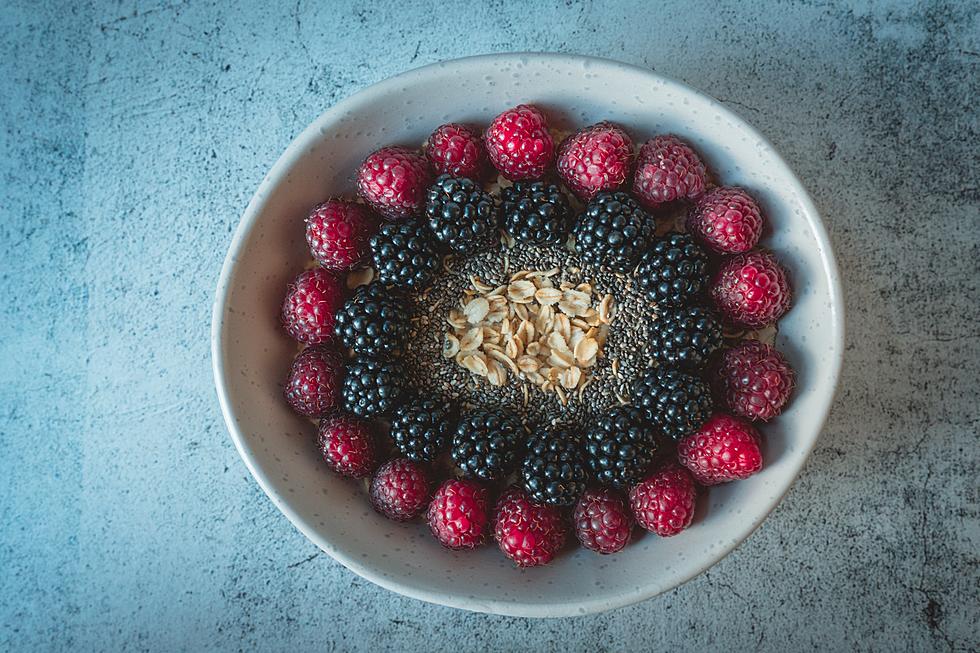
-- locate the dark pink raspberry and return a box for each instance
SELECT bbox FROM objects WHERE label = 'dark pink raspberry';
[712,340,796,421]
[632,135,706,208]
[305,200,378,271]
[556,122,633,201]
[687,187,764,255]
[283,345,343,417]
[484,104,555,181]
[493,487,567,567]
[629,463,698,537]
[317,415,376,478]
[369,458,431,521]
[710,250,792,328]
[427,479,490,550]
[425,123,486,178]
[573,487,634,554]
[281,268,345,345]
[677,413,763,486]
[355,146,432,220]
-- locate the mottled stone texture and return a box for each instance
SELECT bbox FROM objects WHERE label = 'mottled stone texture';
[1,0,977,650]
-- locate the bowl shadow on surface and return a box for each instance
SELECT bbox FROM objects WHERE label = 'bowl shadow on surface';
[782,188,895,476]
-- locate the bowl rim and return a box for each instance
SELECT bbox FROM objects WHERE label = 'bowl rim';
[211,52,844,617]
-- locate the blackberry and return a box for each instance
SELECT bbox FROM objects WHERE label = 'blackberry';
[425,175,498,254]
[500,180,573,245]
[451,409,525,481]
[571,191,654,273]
[340,355,405,417]
[633,366,714,441]
[635,232,710,307]
[333,283,409,358]
[389,398,455,462]
[584,406,661,489]
[650,305,723,369]
[520,427,589,506]
[369,220,440,290]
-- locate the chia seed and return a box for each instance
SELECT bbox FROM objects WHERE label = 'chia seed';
[402,236,658,431]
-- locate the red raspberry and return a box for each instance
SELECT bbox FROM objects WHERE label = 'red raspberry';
[687,187,764,255]
[629,463,698,537]
[484,104,555,181]
[427,479,490,550]
[710,250,792,328]
[573,487,634,554]
[677,413,763,486]
[355,146,432,220]
[425,123,486,178]
[712,340,796,421]
[281,268,345,344]
[556,122,633,201]
[493,487,567,567]
[317,415,376,478]
[283,345,343,417]
[369,458,431,521]
[305,200,378,271]
[632,135,706,208]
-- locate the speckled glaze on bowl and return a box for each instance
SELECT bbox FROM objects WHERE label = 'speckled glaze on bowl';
[211,53,843,617]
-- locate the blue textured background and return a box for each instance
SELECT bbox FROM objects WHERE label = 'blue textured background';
[2,1,977,650]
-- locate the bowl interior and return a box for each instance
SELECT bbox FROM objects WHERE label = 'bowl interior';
[212,54,842,617]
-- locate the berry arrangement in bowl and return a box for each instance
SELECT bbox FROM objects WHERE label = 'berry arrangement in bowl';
[278,104,796,567]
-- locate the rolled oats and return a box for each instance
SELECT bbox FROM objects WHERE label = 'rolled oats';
[440,264,618,407]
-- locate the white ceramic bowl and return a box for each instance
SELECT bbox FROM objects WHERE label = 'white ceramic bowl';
[212,53,843,617]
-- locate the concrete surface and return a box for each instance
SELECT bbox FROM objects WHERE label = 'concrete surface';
[1,0,977,650]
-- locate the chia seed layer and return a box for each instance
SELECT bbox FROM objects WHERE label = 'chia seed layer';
[402,237,657,430]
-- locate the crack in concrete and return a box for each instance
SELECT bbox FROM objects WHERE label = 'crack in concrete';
[286,553,318,569]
